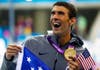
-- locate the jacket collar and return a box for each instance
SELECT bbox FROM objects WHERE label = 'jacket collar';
[46,33,83,48]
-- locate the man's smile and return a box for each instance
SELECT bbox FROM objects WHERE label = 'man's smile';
[53,22,61,28]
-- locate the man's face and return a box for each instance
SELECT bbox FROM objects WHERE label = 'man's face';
[50,6,72,36]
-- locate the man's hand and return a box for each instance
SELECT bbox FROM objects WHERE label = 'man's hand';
[68,57,80,70]
[96,68,100,70]
[6,44,22,60]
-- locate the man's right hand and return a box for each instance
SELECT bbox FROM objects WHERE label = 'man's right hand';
[6,44,22,60]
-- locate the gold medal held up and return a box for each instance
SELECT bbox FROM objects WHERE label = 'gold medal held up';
[64,47,76,60]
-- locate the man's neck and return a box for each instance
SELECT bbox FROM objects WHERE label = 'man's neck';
[58,33,71,47]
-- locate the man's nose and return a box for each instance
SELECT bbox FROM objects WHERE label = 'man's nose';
[53,18,59,21]
[53,13,59,18]
[52,13,60,21]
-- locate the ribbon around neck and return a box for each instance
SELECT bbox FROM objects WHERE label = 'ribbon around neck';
[47,36,75,54]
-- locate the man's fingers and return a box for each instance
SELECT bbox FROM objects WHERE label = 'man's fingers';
[68,57,80,70]
[7,45,22,52]
[6,52,18,57]
[69,60,79,67]
[7,49,20,54]
[8,45,21,50]
[69,62,76,69]
[69,56,76,61]
[69,67,74,70]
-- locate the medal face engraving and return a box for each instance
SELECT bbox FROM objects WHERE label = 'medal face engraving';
[64,47,76,60]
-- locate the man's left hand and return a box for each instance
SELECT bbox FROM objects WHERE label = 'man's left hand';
[68,57,80,70]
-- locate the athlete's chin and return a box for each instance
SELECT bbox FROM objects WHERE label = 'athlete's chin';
[53,31,62,36]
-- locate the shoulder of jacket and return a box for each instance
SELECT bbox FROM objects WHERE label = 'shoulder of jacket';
[70,33,84,48]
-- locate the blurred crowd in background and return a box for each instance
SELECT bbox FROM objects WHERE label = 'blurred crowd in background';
[0,0,100,67]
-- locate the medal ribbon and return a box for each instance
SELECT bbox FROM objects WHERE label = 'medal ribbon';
[47,36,75,54]
[47,36,64,54]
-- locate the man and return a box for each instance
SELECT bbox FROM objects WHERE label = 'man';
[1,1,84,70]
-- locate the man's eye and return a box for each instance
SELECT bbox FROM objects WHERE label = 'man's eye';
[51,11,55,15]
[58,11,64,15]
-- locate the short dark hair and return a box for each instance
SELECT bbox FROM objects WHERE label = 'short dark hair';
[53,1,77,19]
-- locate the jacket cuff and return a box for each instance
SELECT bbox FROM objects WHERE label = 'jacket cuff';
[4,53,14,61]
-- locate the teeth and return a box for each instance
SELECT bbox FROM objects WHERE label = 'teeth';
[54,23,61,28]
[54,23,59,25]
[54,23,59,24]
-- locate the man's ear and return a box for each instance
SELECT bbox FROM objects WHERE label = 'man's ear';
[70,17,77,26]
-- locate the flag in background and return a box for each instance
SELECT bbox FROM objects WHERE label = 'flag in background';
[16,47,50,70]
[77,48,96,70]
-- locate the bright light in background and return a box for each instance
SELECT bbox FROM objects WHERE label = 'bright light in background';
[0,38,6,68]
[26,0,32,2]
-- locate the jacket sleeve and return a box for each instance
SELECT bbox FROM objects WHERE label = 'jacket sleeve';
[0,54,16,70]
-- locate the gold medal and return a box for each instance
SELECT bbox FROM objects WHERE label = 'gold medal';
[64,47,76,60]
